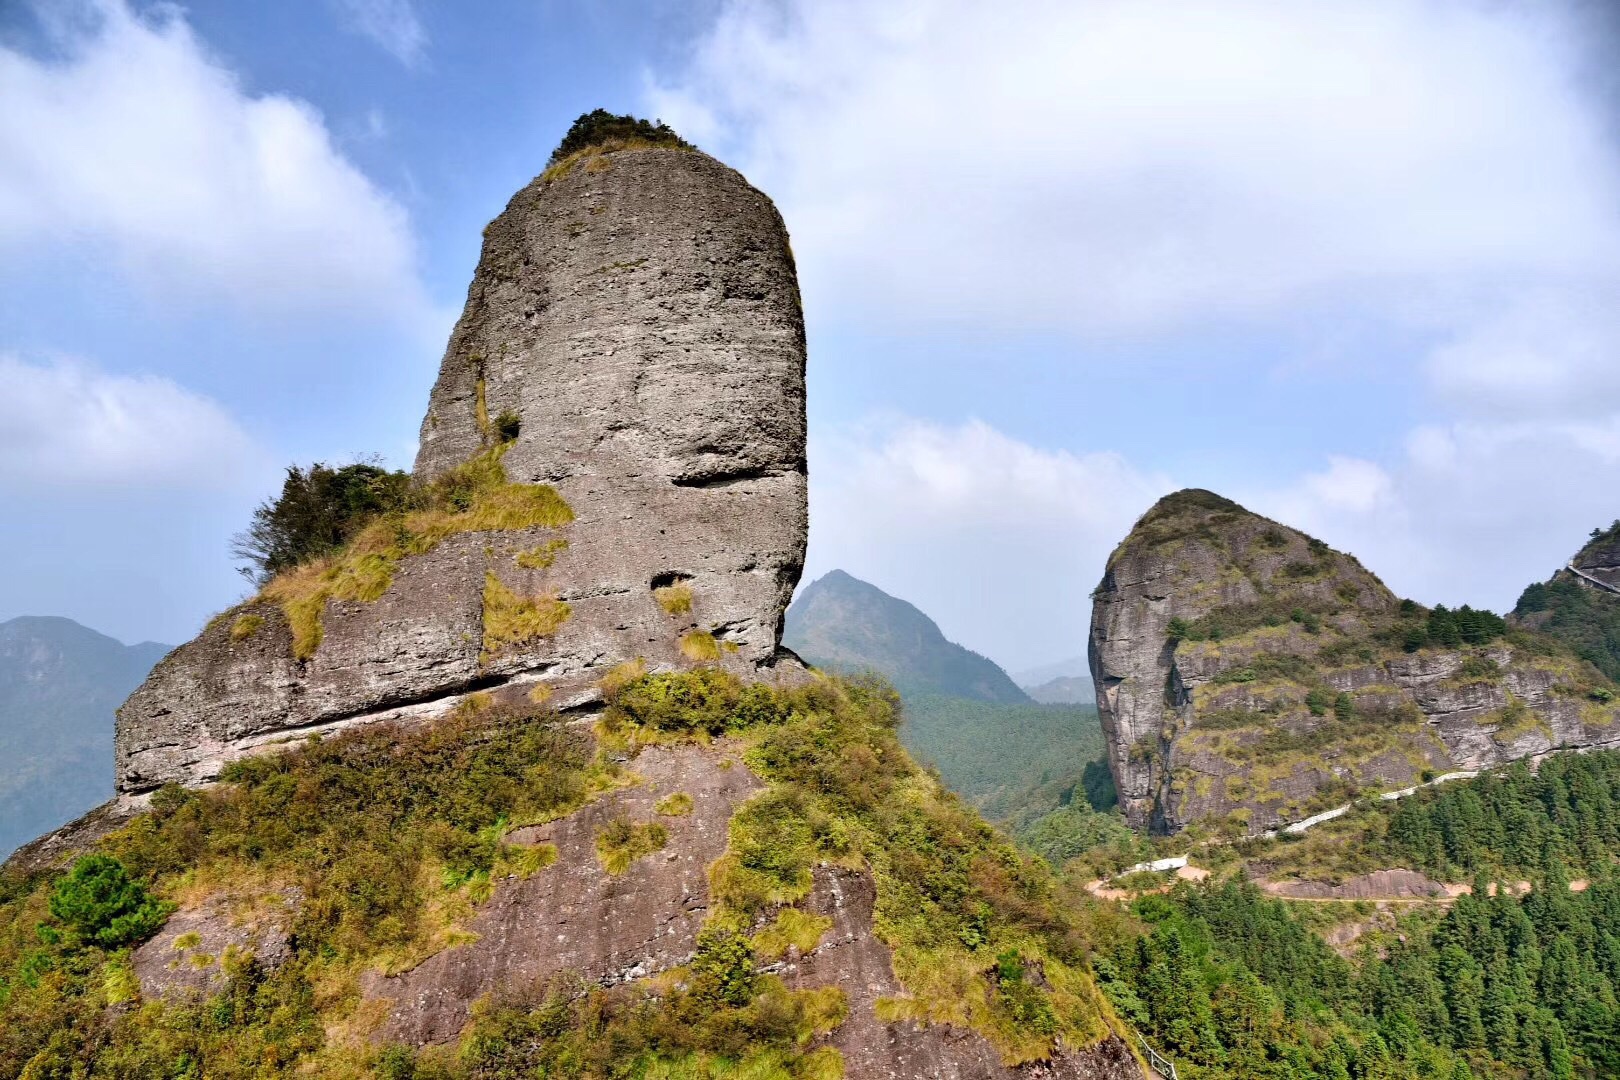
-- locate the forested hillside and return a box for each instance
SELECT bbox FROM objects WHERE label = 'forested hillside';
[1090,749,1620,1079]
[0,618,168,859]
[1513,521,1620,682]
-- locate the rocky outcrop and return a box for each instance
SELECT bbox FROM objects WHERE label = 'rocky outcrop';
[1572,527,1620,590]
[1089,490,1620,835]
[133,886,301,1000]
[367,740,760,1045]
[780,868,1143,1079]
[116,144,808,794]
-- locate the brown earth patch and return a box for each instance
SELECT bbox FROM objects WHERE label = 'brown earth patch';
[365,740,761,1045]
[1261,869,1447,901]
[779,867,1144,1080]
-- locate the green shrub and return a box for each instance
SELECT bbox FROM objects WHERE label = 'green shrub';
[548,109,691,164]
[687,926,757,1009]
[231,461,411,584]
[47,854,171,949]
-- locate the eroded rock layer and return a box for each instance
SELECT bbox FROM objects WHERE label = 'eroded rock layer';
[116,146,808,793]
[1089,490,1620,835]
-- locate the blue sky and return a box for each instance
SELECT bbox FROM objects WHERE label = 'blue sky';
[3,0,1620,671]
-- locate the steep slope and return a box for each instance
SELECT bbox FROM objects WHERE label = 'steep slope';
[117,139,808,794]
[0,617,167,858]
[1,670,1141,1079]
[785,570,1028,703]
[1513,520,1620,681]
[1089,489,1620,835]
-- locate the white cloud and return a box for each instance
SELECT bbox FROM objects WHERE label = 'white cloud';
[1249,419,1620,614]
[0,354,261,489]
[1425,284,1620,419]
[808,416,1171,665]
[664,0,1620,651]
[655,0,1620,334]
[0,1,425,319]
[336,0,427,67]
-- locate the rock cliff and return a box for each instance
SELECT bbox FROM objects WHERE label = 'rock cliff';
[116,142,807,794]
[1089,489,1620,835]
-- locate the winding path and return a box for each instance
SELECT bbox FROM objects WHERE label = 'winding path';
[1567,562,1620,597]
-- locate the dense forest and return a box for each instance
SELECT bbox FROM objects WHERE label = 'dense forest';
[1096,750,1620,1078]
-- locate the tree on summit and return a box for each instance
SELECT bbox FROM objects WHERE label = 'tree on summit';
[548,109,690,164]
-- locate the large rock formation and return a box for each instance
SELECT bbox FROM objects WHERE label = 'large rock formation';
[116,144,807,794]
[1090,490,1620,835]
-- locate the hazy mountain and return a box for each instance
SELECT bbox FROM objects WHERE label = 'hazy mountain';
[1010,655,1088,686]
[784,571,1107,833]
[1024,674,1096,706]
[0,616,168,858]
[783,570,1030,703]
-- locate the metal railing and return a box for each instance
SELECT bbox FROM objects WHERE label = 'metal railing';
[1140,1038,1178,1080]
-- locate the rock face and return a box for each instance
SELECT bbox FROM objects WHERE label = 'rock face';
[1572,526,1620,590]
[367,740,761,1045]
[116,145,808,794]
[1089,490,1620,835]
[785,868,1142,1080]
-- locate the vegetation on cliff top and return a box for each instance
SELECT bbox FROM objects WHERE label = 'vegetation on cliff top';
[540,110,694,183]
[548,110,691,165]
[237,444,572,660]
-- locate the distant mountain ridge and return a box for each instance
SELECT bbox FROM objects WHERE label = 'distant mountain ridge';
[1025,675,1096,705]
[1010,656,1096,707]
[0,616,168,858]
[784,570,1030,703]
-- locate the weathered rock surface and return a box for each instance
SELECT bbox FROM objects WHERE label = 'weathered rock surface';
[132,886,300,1000]
[366,740,761,1045]
[116,145,808,794]
[1573,528,1620,590]
[1089,490,1620,835]
[780,868,1144,1080]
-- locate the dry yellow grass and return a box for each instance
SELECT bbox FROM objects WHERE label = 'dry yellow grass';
[654,792,694,817]
[540,137,694,183]
[653,582,693,616]
[752,908,833,960]
[679,630,721,662]
[254,447,573,660]
[229,613,263,641]
[516,538,568,570]
[482,572,571,658]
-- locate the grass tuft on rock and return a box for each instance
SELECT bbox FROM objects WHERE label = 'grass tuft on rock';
[654,582,694,616]
[482,572,571,659]
[595,818,668,875]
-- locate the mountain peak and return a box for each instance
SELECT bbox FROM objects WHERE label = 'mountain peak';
[785,570,1029,704]
[1090,490,1620,834]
